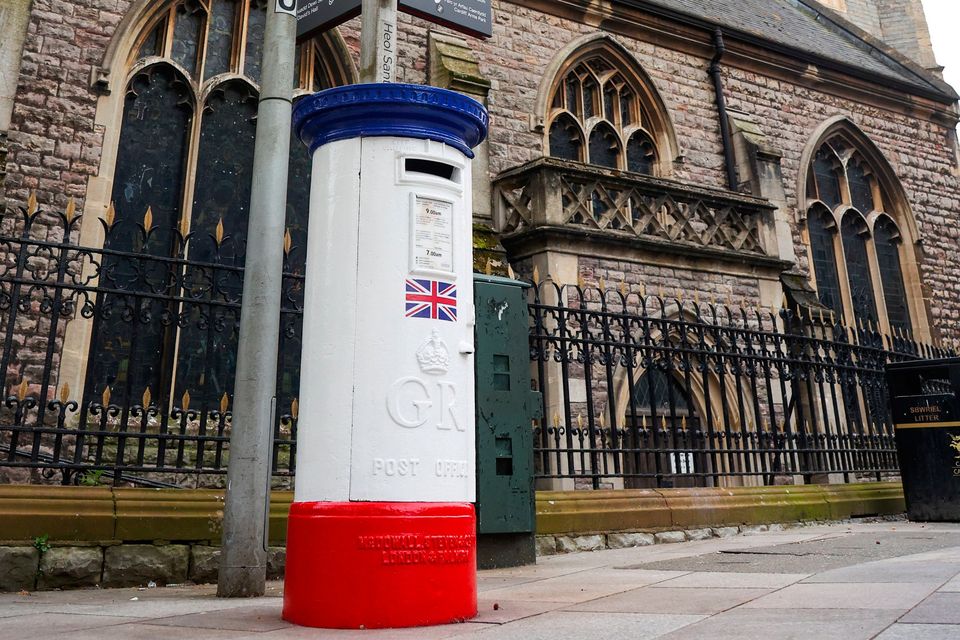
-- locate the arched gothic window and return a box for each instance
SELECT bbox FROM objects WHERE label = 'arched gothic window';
[545,46,667,175]
[804,133,917,334]
[87,0,351,412]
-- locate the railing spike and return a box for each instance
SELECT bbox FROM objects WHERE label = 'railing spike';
[215,217,225,245]
[102,385,112,407]
[291,397,299,420]
[26,191,38,217]
[64,197,76,223]
[143,206,153,231]
[17,379,28,402]
[532,265,540,285]
[182,389,191,411]
[60,383,70,405]
[142,386,152,408]
[507,263,516,280]
[221,392,230,414]
[105,202,116,228]
[284,228,293,256]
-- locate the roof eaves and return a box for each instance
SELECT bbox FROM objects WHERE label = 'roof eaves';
[613,0,959,104]
[793,0,959,100]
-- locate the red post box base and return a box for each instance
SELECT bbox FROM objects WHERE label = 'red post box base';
[282,501,478,629]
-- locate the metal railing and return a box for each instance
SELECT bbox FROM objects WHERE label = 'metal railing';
[528,280,953,489]
[0,202,302,486]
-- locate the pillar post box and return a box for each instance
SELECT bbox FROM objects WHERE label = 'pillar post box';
[283,84,488,629]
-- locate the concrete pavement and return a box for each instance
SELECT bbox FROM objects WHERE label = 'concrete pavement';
[2,520,960,639]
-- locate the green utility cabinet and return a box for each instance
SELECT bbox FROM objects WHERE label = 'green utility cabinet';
[474,274,540,569]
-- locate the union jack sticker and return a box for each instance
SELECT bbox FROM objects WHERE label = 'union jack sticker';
[405,278,457,322]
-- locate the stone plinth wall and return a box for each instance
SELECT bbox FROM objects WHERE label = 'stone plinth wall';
[0,542,285,592]
[0,483,905,591]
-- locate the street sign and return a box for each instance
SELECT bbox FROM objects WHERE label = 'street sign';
[297,0,362,42]
[399,0,492,38]
[297,0,491,42]
[276,0,298,15]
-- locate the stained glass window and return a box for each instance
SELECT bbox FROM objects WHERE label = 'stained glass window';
[633,368,692,414]
[808,208,843,318]
[874,217,912,332]
[841,212,878,325]
[549,115,583,162]
[171,1,203,76]
[847,160,874,214]
[813,146,842,208]
[92,0,350,408]
[627,132,656,175]
[91,64,193,404]
[243,0,267,84]
[806,135,918,335]
[589,123,620,169]
[547,54,659,174]
[204,0,238,80]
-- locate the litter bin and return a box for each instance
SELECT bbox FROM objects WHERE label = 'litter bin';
[886,357,960,521]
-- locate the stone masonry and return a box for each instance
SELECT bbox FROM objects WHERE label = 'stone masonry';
[1,0,958,350]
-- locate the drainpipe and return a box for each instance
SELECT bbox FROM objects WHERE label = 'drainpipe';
[709,28,739,191]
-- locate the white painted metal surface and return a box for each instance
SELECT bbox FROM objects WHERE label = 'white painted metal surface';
[295,136,476,504]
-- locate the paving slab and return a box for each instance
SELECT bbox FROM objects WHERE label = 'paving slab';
[148,603,292,632]
[479,570,686,603]
[800,559,960,584]
[741,581,937,610]
[452,611,705,640]
[29,622,256,640]
[899,593,960,624]
[0,612,143,639]
[474,599,566,623]
[251,622,494,639]
[564,586,771,614]
[874,623,960,640]
[649,571,810,589]
[656,607,902,640]
[938,574,960,592]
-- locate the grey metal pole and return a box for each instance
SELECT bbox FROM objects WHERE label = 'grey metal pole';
[360,0,398,83]
[218,0,297,598]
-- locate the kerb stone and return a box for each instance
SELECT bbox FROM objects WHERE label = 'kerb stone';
[0,546,38,591]
[103,544,189,588]
[37,546,102,589]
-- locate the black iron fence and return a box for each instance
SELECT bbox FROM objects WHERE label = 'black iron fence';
[528,280,953,488]
[0,202,302,486]
[2,200,954,489]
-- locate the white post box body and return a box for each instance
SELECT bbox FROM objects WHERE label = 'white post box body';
[295,135,477,505]
[283,84,488,631]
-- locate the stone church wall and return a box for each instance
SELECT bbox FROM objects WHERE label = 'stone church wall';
[1,0,958,338]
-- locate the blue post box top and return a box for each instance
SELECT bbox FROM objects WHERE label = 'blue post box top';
[293,83,489,159]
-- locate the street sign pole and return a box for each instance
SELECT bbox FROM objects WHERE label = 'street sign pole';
[218,0,297,598]
[360,0,398,83]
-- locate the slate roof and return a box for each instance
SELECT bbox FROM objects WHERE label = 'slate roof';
[631,0,958,101]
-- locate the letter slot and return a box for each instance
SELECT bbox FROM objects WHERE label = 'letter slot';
[405,158,461,183]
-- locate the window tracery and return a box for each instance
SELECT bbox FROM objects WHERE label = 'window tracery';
[546,53,662,175]
[804,133,918,334]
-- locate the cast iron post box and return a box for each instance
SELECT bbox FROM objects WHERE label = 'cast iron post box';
[886,357,960,522]
[474,274,540,568]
